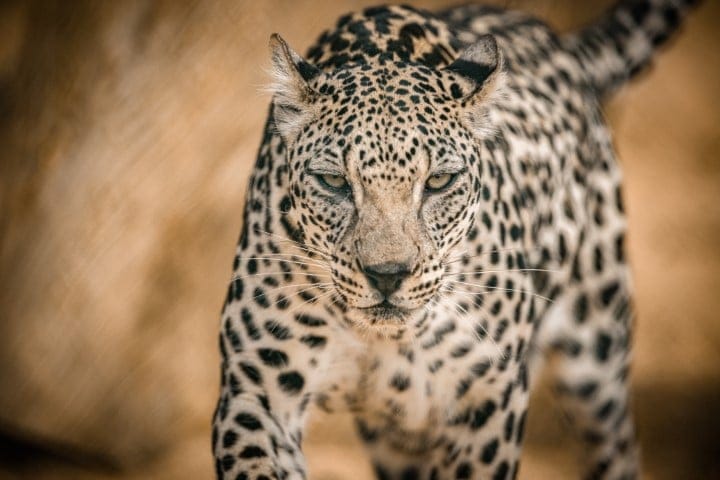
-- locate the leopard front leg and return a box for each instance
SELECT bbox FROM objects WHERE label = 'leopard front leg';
[212,302,335,480]
[536,229,639,480]
[543,274,638,480]
[213,387,305,480]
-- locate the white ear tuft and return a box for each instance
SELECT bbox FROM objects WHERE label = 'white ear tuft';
[445,35,503,101]
[268,34,322,143]
[444,35,507,136]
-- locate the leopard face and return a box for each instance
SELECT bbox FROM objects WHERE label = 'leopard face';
[270,34,503,330]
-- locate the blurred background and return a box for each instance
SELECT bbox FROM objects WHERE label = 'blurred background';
[0,1,718,478]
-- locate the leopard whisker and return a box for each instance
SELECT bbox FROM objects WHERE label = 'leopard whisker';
[233,256,330,271]
[446,280,554,304]
[444,268,561,276]
[246,282,334,310]
[231,271,331,282]
[253,228,332,260]
[443,245,546,265]
[436,294,505,360]
[234,251,326,263]
[284,289,336,316]
[234,253,319,260]
[445,291,509,362]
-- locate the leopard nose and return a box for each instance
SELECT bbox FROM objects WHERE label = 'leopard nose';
[363,262,412,298]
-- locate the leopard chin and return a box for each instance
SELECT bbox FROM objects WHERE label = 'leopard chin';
[343,302,431,338]
[364,303,409,324]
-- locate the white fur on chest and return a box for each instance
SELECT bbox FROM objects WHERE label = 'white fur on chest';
[317,307,509,433]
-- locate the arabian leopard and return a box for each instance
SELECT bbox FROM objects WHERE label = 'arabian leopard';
[213,1,695,479]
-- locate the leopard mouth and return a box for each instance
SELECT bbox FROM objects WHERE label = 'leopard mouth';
[359,300,412,324]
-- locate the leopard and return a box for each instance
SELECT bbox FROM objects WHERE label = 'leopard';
[212,1,696,479]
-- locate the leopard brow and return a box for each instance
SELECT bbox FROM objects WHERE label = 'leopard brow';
[304,145,346,171]
[431,158,465,174]
[419,143,463,174]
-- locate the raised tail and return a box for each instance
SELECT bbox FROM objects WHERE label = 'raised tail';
[562,0,699,97]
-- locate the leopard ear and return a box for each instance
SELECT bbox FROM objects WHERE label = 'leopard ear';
[444,34,503,103]
[268,34,323,142]
[444,35,505,135]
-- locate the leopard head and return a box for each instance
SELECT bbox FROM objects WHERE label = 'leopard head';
[268,33,504,331]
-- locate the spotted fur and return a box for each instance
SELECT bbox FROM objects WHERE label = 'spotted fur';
[213,2,695,479]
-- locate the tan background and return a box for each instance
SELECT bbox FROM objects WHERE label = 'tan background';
[0,1,718,479]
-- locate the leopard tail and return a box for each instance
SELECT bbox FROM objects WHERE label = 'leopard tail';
[562,0,699,97]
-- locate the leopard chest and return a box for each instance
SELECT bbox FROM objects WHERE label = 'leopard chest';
[317,317,516,437]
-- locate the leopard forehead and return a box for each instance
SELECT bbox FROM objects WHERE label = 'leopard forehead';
[289,62,481,183]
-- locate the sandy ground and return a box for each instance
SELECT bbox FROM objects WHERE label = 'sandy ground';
[0,1,718,479]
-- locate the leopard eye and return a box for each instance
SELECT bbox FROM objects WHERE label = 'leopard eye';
[425,172,457,192]
[317,173,349,191]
